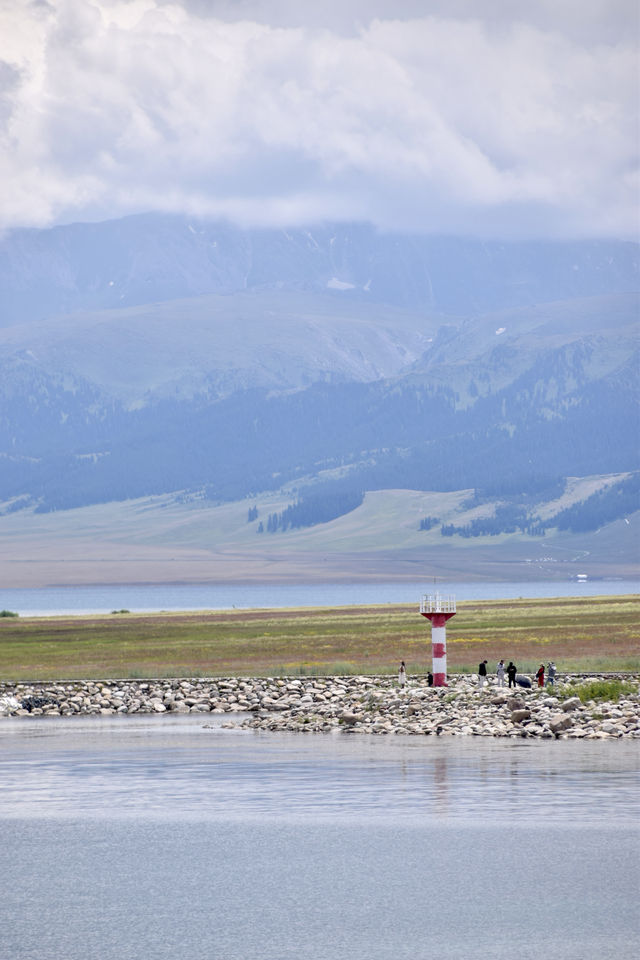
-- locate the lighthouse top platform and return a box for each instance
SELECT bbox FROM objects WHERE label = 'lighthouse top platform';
[420,593,456,614]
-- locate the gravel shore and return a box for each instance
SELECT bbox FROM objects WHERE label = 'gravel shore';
[1,674,639,740]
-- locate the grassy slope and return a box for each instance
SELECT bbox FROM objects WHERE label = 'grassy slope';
[0,478,638,588]
[1,596,638,681]
[0,290,439,403]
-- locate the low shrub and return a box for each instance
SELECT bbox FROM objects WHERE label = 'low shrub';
[566,679,638,704]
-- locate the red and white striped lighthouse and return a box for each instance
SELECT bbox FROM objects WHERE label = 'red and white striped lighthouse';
[420,593,456,687]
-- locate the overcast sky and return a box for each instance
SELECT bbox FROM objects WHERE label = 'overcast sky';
[1,0,638,238]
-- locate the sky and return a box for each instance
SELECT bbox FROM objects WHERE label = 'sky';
[1,0,638,239]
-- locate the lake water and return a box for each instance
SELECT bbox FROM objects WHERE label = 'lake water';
[1,579,638,616]
[1,716,638,960]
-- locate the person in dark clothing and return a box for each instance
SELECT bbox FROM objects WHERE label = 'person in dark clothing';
[478,659,488,688]
[427,672,434,687]
[507,661,517,688]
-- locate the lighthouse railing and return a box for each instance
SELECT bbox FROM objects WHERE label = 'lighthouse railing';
[420,594,456,614]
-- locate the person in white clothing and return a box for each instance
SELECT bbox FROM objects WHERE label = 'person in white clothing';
[496,659,506,687]
[398,661,407,688]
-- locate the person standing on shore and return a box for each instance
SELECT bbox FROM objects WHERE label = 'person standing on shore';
[399,661,407,688]
[496,659,506,687]
[536,663,545,687]
[547,662,557,686]
[507,661,517,688]
[478,660,488,688]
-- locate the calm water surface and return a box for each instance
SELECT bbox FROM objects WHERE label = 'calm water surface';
[1,579,638,616]
[1,717,638,960]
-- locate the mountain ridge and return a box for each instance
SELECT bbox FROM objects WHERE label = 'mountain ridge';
[2,213,638,326]
[0,290,441,405]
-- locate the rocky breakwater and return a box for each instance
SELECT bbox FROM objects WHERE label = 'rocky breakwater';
[238,675,640,740]
[0,678,261,717]
[0,675,639,740]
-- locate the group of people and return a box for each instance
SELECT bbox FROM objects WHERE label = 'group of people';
[397,659,557,688]
[490,659,557,688]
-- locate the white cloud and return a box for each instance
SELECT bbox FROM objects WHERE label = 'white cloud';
[0,0,637,238]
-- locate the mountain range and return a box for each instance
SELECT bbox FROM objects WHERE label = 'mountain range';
[0,213,638,584]
[2,213,638,325]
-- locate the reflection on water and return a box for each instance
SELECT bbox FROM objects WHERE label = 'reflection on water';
[1,715,638,825]
[1,717,639,960]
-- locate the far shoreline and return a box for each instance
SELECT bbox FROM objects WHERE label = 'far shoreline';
[1,578,638,622]
[0,553,637,592]
[4,574,639,589]
[3,590,640,621]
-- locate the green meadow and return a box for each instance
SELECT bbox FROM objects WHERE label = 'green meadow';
[0,595,638,681]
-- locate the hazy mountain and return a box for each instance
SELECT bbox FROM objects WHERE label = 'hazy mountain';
[0,214,638,522]
[1,213,638,326]
[405,292,639,403]
[0,291,439,405]
[1,293,637,513]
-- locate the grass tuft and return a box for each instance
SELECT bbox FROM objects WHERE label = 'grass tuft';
[562,679,638,704]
